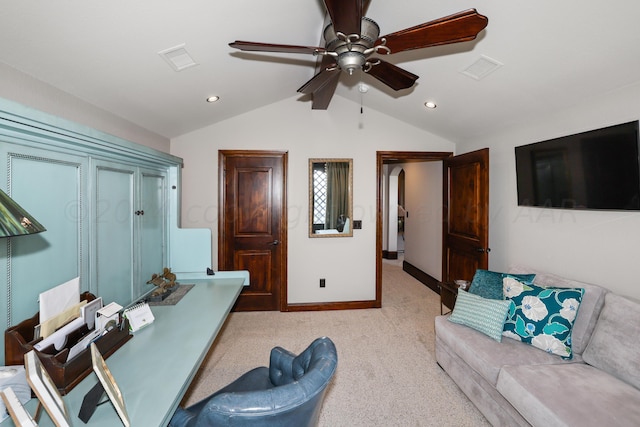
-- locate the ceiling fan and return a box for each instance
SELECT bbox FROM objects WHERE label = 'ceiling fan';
[229,0,488,109]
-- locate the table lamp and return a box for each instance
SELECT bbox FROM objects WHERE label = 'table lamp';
[0,188,46,237]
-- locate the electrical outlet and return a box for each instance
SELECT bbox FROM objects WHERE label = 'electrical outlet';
[320,278,326,288]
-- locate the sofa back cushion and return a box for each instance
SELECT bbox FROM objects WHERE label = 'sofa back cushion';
[582,292,640,390]
[448,290,512,342]
[502,281,584,359]
[508,265,606,355]
[469,269,536,300]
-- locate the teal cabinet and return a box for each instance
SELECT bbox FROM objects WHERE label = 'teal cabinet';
[0,98,183,364]
[92,161,167,305]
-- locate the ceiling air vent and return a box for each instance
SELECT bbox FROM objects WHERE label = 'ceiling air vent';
[158,44,198,72]
[461,55,503,80]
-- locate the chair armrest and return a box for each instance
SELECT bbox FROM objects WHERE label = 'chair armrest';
[269,346,297,386]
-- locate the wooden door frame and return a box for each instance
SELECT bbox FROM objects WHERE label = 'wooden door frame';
[218,150,288,311]
[375,151,453,307]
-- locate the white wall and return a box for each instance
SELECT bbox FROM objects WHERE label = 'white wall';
[458,82,640,299]
[171,95,455,304]
[0,62,169,152]
[402,161,443,281]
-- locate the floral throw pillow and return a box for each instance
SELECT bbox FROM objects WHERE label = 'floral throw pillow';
[502,277,584,359]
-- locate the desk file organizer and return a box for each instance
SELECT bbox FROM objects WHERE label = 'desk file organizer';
[4,292,132,395]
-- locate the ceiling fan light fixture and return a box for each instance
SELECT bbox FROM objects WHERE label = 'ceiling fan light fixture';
[324,17,380,76]
[338,52,366,75]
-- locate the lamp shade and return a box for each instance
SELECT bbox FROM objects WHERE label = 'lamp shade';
[0,188,46,237]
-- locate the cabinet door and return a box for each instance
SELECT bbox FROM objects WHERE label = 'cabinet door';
[1,144,88,325]
[93,160,136,306]
[136,168,167,299]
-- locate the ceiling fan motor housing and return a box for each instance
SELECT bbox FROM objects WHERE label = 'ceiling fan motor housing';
[324,17,380,74]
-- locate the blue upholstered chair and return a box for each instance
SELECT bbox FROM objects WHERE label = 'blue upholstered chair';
[169,337,337,427]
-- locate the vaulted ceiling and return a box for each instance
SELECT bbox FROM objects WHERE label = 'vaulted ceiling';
[1,1,639,143]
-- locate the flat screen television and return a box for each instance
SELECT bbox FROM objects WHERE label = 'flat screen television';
[515,120,640,210]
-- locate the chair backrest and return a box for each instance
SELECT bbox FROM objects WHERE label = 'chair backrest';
[201,337,337,427]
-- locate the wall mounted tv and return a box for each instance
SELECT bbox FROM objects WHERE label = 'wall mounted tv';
[515,120,640,210]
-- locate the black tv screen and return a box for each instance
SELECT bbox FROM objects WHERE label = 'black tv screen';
[515,120,640,210]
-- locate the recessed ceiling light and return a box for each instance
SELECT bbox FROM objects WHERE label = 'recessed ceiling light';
[424,101,437,109]
[206,96,220,103]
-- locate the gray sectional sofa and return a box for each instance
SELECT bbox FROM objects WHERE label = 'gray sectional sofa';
[435,266,640,426]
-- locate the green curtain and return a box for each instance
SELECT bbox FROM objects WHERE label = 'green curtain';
[325,162,349,229]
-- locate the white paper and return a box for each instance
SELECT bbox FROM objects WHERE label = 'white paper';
[39,277,80,323]
[67,328,104,362]
[34,317,85,351]
[81,297,103,330]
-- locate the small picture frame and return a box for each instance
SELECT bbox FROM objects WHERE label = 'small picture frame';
[24,350,70,427]
[91,342,130,427]
[0,386,37,427]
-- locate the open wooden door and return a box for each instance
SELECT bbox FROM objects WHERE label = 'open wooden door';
[442,148,490,283]
[219,150,287,311]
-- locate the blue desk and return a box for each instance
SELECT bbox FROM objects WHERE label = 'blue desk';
[3,271,248,427]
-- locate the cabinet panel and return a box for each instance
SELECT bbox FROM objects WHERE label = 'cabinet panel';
[94,162,136,306]
[1,146,87,326]
[137,168,167,298]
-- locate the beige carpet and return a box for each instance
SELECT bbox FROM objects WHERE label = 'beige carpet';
[181,259,490,426]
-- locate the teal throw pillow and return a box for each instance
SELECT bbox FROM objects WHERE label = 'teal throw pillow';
[468,269,536,300]
[448,290,512,342]
[502,278,584,359]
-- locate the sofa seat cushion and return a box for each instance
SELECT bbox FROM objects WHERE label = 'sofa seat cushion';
[497,363,640,427]
[435,315,581,386]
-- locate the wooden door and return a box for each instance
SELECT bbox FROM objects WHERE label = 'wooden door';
[219,151,287,311]
[442,148,490,283]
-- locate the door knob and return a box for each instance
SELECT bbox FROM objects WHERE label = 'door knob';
[270,240,280,245]
[475,247,491,253]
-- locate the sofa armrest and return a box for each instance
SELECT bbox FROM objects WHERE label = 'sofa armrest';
[269,346,297,386]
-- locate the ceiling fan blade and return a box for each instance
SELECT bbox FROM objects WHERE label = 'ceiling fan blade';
[323,0,363,35]
[311,71,341,110]
[377,9,488,54]
[365,59,418,91]
[302,55,341,109]
[297,64,339,94]
[229,41,325,55]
